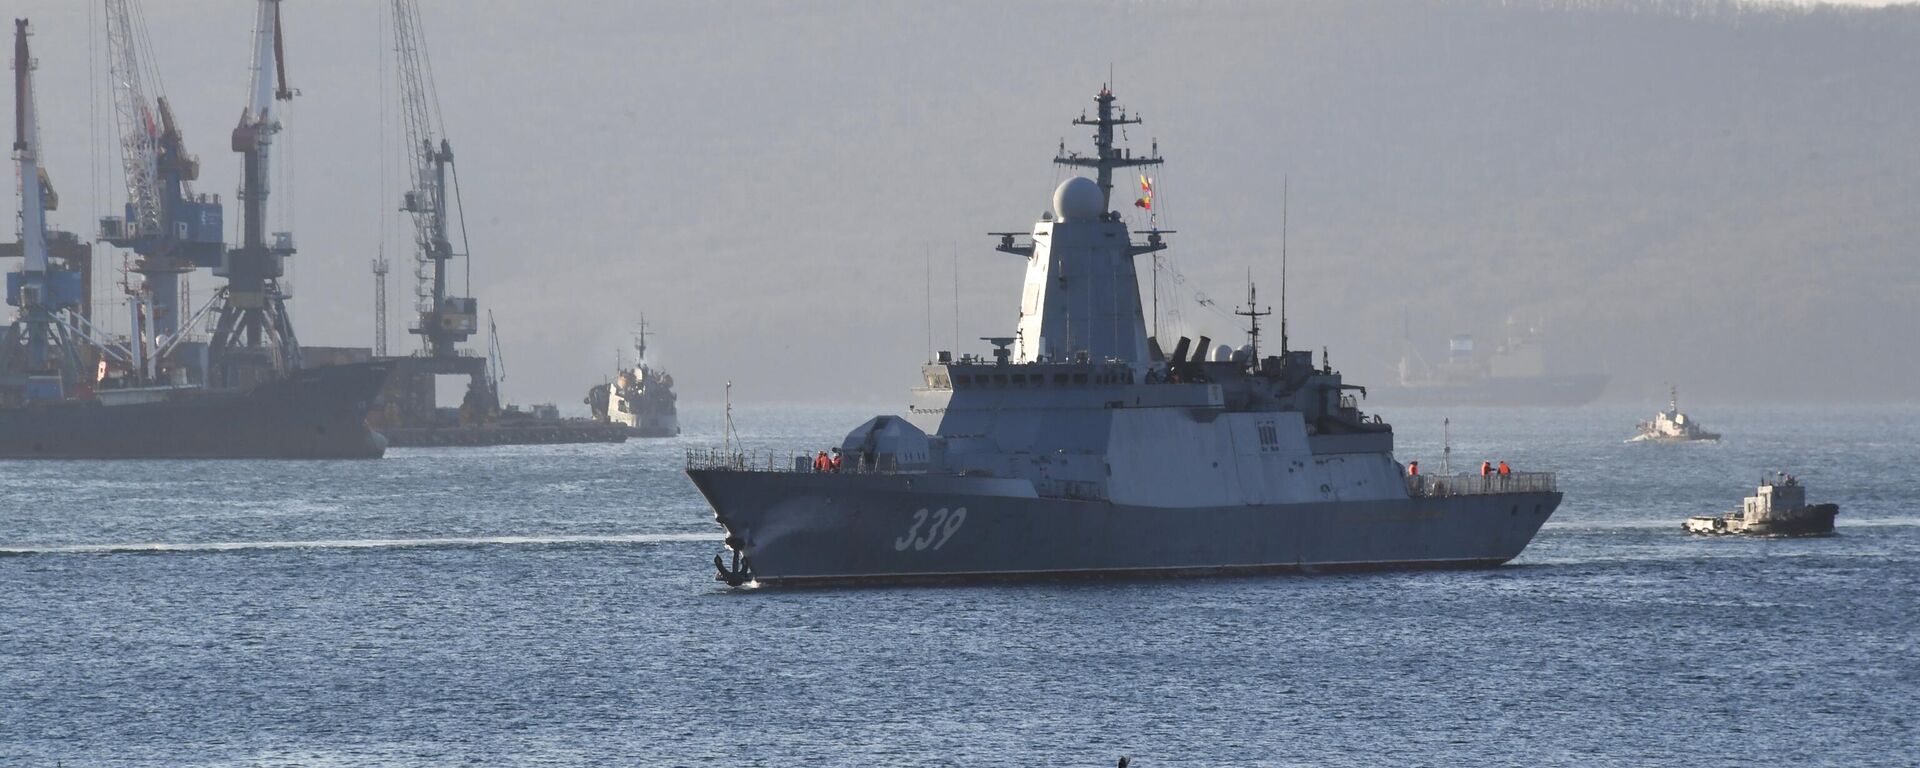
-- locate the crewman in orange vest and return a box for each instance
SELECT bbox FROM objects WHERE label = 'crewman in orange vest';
[1480,460,1492,477]
[1498,461,1511,476]
[1408,461,1419,476]
[814,451,831,472]
[829,448,844,472]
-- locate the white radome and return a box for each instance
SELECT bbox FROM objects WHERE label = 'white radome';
[1052,176,1104,222]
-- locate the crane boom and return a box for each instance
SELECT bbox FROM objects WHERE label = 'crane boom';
[102,0,161,240]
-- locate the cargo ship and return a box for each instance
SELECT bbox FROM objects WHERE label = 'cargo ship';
[0,362,392,459]
[2,15,389,460]
[1370,323,1608,407]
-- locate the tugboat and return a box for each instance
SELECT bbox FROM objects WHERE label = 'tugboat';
[685,86,1561,587]
[586,319,679,437]
[1631,386,1719,442]
[1684,473,1838,536]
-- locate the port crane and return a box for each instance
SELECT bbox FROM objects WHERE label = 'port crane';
[364,0,498,437]
[3,18,96,401]
[206,0,300,387]
[393,0,476,359]
[96,0,228,384]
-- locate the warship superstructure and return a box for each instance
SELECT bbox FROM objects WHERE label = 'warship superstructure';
[587,319,679,437]
[1,14,388,459]
[687,87,1561,586]
[1631,386,1719,442]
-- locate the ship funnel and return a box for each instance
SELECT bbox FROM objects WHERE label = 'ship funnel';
[1192,336,1212,364]
[1170,337,1192,366]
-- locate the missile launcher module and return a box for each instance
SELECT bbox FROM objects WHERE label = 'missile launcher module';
[687,87,1561,586]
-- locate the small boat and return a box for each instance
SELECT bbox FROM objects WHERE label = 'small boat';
[1684,473,1838,536]
[1631,386,1719,442]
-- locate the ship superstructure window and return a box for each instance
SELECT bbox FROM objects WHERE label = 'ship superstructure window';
[1053,373,1069,385]
[993,375,1008,386]
[1073,373,1088,384]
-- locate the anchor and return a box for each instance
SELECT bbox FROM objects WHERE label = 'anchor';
[713,535,752,586]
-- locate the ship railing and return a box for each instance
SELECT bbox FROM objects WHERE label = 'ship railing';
[685,447,793,472]
[684,446,921,475]
[1406,471,1557,497]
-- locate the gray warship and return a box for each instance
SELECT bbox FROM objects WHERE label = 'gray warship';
[686,87,1561,586]
[1631,386,1719,443]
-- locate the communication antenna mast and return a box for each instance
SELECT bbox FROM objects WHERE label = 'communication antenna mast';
[1234,268,1271,364]
[1280,176,1289,355]
[1053,84,1163,210]
[371,255,388,355]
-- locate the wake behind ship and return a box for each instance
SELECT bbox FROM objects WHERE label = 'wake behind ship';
[687,87,1561,587]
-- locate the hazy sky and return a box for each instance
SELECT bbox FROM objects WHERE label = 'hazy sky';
[9,0,1918,408]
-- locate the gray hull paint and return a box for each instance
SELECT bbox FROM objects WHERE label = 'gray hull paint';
[689,470,1560,586]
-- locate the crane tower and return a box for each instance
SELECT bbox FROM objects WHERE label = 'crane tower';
[205,0,300,388]
[393,0,475,359]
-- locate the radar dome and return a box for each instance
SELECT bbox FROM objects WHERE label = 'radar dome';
[1052,176,1104,222]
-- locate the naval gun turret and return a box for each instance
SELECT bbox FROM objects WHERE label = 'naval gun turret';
[686,86,1561,587]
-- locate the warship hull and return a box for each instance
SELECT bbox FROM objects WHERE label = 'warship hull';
[0,362,392,459]
[689,470,1559,586]
[1368,373,1608,407]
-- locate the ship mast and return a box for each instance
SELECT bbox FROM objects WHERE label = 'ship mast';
[997,85,1169,364]
[1054,85,1163,211]
[1234,272,1271,364]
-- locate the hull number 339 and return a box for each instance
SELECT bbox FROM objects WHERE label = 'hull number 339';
[894,507,967,551]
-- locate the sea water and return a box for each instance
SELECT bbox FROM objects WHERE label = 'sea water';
[3,404,1915,766]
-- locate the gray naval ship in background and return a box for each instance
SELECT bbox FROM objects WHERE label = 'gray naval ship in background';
[687,87,1561,586]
